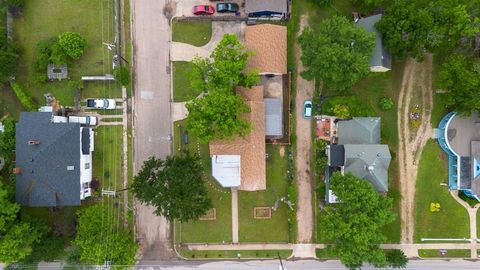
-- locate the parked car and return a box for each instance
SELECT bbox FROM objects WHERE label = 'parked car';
[216,2,239,13]
[68,116,97,126]
[86,98,116,109]
[303,100,312,119]
[192,5,215,15]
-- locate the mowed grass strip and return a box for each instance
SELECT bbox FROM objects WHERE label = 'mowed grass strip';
[418,249,471,258]
[238,145,289,243]
[172,20,212,47]
[178,249,292,259]
[173,61,202,102]
[414,140,469,242]
[173,120,232,243]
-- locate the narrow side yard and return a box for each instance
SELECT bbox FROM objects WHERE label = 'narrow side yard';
[238,145,290,243]
[173,120,232,244]
[414,140,470,242]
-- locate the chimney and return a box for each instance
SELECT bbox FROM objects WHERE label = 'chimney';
[12,167,21,174]
[28,140,40,145]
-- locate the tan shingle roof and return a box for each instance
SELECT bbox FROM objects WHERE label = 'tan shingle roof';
[209,86,266,191]
[245,24,287,74]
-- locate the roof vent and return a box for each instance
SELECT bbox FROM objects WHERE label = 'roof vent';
[28,140,40,145]
[67,166,75,171]
[367,165,374,172]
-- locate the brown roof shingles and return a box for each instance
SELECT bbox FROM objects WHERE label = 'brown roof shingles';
[245,24,287,74]
[209,86,266,191]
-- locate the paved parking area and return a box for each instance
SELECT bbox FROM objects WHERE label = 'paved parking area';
[174,0,245,17]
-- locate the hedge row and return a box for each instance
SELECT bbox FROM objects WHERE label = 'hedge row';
[10,82,37,111]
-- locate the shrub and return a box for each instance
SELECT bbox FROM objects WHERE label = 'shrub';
[33,40,53,72]
[114,66,131,86]
[379,97,394,111]
[332,104,351,118]
[10,82,36,111]
[58,32,86,59]
[49,42,67,65]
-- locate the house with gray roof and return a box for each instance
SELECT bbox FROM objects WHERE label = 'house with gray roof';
[245,0,289,19]
[15,112,94,207]
[326,117,391,203]
[337,117,381,144]
[356,14,392,72]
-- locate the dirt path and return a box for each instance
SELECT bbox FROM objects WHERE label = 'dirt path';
[294,16,314,243]
[398,55,434,243]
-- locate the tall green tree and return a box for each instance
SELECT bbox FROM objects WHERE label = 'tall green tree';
[186,90,251,143]
[0,181,46,264]
[190,34,258,93]
[73,204,137,266]
[298,16,375,93]
[377,0,479,59]
[429,0,479,50]
[186,34,258,142]
[438,54,480,115]
[320,172,396,269]
[132,152,212,222]
[376,0,434,60]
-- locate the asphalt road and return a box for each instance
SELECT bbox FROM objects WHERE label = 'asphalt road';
[132,0,174,260]
[134,259,480,270]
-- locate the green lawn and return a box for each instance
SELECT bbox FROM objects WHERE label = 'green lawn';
[238,145,289,243]
[178,249,292,260]
[93,126,123,191]
[14,0,115,106]
[414,140,470,242]
[315,248,338,259]
[173,120,232,243]
[418,249,471,258]
[172,20,212,47]
[173,61,201,102]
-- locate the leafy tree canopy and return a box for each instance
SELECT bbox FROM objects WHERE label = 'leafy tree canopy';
[377,0,478,60]
[58,32,86,59]
[132,152,212,222]
[190,34,258,93]
[186,90,251,143]
[438,54,480,115]
[73,204,137,266]
[186,34,258,142]
[320,172,395,269]
[0,117,16,163]
[298,15,375,93]
[0,181,46,264]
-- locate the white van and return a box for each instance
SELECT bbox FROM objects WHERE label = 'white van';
[69,116,97,126]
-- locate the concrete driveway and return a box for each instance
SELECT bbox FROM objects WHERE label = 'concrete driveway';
[132,0,175,260]
[170,21,245,61]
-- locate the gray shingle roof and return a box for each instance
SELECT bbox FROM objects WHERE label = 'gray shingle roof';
[328,144,345,167]
[356,14,392,70]
[343,144,391,192]
[338,117,381,145]
[15,112,82,207]
[245,0,288,15]
[264,98,283,137]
